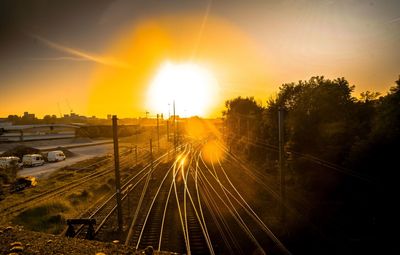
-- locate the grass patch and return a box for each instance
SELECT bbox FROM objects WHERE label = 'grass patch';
[65,156,108,171]
[54,172,75,181]
[12,201,70,234]
[67,190,91,206]
[107,177,115,187]
[94,183,112,194]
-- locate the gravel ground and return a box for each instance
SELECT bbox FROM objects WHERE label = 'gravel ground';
[0,225,137,255]
[0,225,177,255]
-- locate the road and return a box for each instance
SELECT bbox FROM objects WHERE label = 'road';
[0,138,112,155]
[0,133,75,142]
[17,143,114,178]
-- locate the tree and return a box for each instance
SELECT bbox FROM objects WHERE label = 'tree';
[359,91,381,103]
[224,96,263,138]
[347,76,400,176]
[269,76,357,163]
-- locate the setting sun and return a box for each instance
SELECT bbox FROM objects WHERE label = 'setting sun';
[147,61,219,117]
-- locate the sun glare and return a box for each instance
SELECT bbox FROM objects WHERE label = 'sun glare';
[147,61,219,117]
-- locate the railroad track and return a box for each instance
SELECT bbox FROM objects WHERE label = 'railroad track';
[75,147,177,241]
[68,139,291,255]
[134,186,169,249]
[0,148,142,218]
[120,145,198,253]
[197,145,292,255]
[70,153,155,238]
[125,148,183,248]
[184,193,210,255]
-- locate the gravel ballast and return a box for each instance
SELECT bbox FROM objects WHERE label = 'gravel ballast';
[0,225,169,255]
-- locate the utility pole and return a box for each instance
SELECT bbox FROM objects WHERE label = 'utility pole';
[247,117,250,141]
[112,115,123,233]
[238,117,241,137]
[173,100,176,153]
[166,120,169,142]
[150,138,153,170]
[278,107,286,222]
[157,114,160,153]
[135,145,138,166]
[57,102,62,118]
[168,103,171,119]
[136,118,139,146]
[176,117,179,149]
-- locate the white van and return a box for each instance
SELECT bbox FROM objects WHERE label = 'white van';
[0,156,22,169]
[47,150,66,162]
[22,154,45,167]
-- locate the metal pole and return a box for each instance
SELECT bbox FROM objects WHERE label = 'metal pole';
[176,117,179,149]
[150,138,153,170]
[238,117,241,137]
[130,145,133,165]
[135,145,138,166]
[157,114,160,153]
[166,120,169,142]
[135,124,138,144]
[127,189,130,213]
[247,118,250,141]
[112,115,123,233]
[222,119,225,140]
[278,107,286,222]
[173,100,176,153]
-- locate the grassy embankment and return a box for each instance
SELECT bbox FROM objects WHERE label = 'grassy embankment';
[3,132,172,234]
[1,156,116,234]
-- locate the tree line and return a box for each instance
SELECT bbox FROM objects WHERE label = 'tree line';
[223,75,399,179]
[223,76,399,253]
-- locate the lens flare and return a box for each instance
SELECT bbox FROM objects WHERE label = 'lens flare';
[201,140,226,164]
[185,117,207,138]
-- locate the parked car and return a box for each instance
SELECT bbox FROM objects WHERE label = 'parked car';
[11,176,37,192]
[22,154,44,167]
[47,150,66,162]
[0,156,22,169]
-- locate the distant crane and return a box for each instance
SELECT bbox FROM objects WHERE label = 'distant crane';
[57,102,63,118]
[66,99,73,115]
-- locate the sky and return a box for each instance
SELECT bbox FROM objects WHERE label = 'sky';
[0,0,399,118]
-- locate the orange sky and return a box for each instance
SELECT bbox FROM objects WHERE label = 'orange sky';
[87,15,274,118]
[1,1,399,118]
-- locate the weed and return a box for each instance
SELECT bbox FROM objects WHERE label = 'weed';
[67,190,91,206]
[12,201,70,234]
